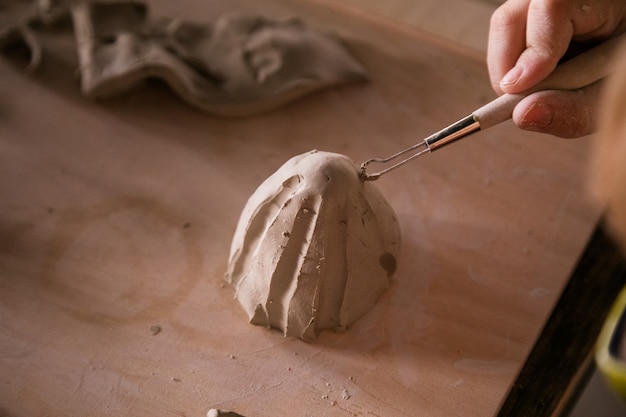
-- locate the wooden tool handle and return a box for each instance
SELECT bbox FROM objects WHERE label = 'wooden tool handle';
[474,32,626,130]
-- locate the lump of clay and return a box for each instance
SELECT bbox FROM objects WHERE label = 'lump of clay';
[0,23,42,72]
[225,150,401,341]
[71,1,367,116]
[0,0,76,69]
[0,0,73,71]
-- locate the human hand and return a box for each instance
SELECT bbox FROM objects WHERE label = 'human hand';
[487,0,626,137]
[589,41,626,251]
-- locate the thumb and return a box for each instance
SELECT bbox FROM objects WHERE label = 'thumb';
[512,81,602,138]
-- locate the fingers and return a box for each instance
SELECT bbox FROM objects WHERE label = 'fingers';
[487,0,530,95]
[504,0,573,92]
[489,0,573,95]
[511,81,603,138]
[488,0,626,96]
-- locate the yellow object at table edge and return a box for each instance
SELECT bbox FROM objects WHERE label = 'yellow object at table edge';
[596,285,626,401]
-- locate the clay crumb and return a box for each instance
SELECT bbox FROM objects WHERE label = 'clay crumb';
[171,377,181,382]
[149,325,162,335]
[451,378,464,388]
[207,409,247,417]
[341,387,351,400]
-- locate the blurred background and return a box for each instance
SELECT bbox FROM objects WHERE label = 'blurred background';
[336,0,500,53]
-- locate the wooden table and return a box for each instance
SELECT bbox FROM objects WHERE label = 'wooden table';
[0,1,601,416]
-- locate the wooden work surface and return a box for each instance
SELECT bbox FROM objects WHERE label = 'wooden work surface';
[0,1,600,416]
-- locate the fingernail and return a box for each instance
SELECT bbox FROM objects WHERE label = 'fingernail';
[500,66,523,87]
[520,102,555,130]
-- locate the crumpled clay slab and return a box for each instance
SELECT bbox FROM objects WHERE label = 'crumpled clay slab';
[0,0,75,70]
[71,1,368,116]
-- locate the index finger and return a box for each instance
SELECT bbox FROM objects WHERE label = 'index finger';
[487,0,530,95]
[510,0,573,93]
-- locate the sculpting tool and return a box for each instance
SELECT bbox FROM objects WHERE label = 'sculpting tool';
[359,33,626,181]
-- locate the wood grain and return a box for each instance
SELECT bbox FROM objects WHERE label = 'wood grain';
[0,1,599,416]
